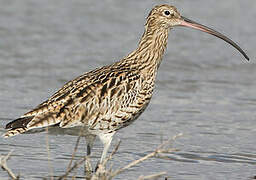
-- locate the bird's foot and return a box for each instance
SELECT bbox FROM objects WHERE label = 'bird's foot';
[84,157,93,175]
[94,160,100,172]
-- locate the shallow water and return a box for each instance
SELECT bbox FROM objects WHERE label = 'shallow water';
[0,0,255,179]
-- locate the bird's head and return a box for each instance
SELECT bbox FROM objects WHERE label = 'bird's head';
[146,4,249,61]
[146,5,181,29]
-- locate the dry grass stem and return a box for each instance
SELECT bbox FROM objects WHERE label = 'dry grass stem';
[57,156,87,180]
[0,150,19,180]
[45,127,54,180]
[138,172,167,180]
[90,141,121,180]
[61,128,86,180]
[102,140,121,167]
[157,133,183,150]
[111,150,165,178]
[85,156,93,175]
[110,133,183,178]
[1,133,182,179]
[66,128,84,171]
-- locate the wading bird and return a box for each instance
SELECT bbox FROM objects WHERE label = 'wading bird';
[3,5,249,164]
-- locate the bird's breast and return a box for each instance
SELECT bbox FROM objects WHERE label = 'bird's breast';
[87,75,155,133]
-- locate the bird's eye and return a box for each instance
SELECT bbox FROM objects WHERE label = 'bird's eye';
[164,10,170,16]
[163,10,174,17]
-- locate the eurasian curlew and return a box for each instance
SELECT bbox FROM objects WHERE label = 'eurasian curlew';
[3,4,249,165]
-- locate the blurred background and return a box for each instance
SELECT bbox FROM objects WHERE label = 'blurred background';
[0,0,255,179]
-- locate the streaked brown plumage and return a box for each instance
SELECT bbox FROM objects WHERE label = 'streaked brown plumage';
[3,5,249,163]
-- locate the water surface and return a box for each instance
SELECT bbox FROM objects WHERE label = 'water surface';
[0,0,255,179]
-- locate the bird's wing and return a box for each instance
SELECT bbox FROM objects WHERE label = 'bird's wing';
[5,63,140,134]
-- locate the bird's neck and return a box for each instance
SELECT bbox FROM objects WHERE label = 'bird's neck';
[125,25,169,73]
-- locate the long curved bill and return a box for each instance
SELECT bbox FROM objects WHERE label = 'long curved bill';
[180,16,249,61]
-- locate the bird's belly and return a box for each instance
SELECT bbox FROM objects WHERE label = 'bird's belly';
[86,78,155,134]
[88,99,151,134]
[112,103,149,130]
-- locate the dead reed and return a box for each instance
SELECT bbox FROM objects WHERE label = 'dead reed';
[1,133,182,179]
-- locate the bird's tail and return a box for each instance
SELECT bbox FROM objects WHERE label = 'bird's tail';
[3,116,34,138]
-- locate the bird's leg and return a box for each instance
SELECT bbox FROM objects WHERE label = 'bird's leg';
[95,131,115,171]
[99,132,115,163]
[84,134,96,174]
[86,134,96,156]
